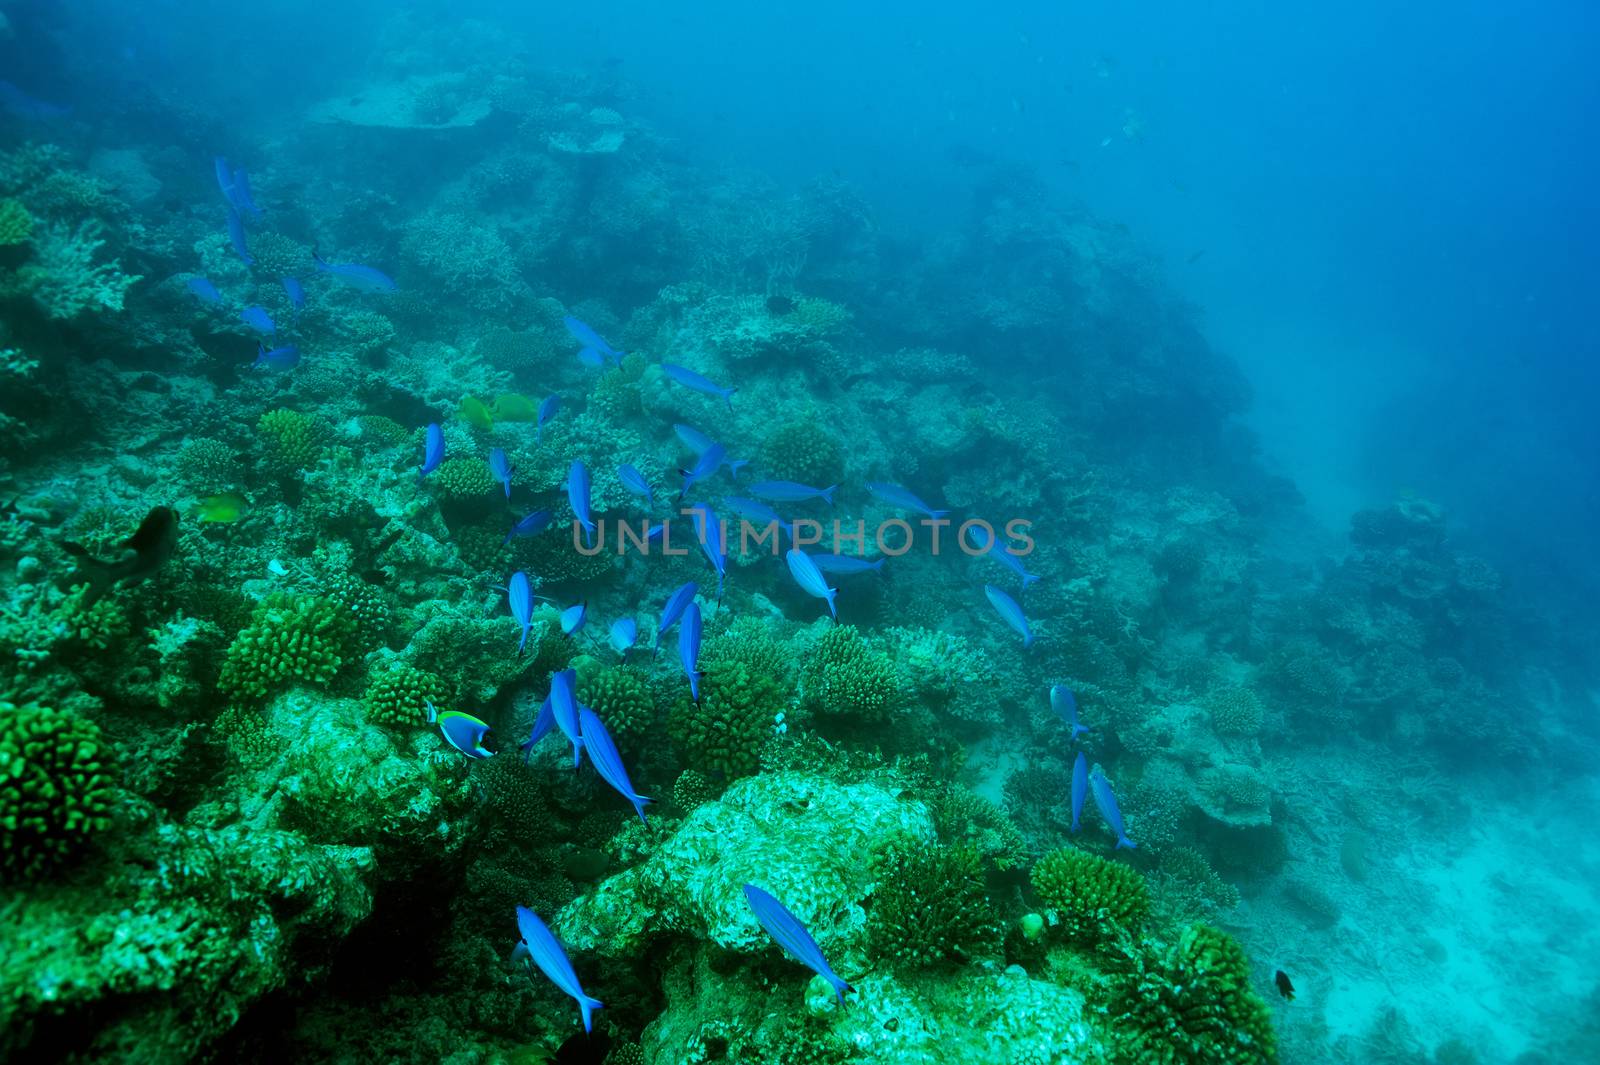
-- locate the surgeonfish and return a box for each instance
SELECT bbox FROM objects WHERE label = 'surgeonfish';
[984,584,1034,647]
[661,363,735,408]
[489,448,514,498]
[513,906,604,1033]
[1070,752,1088,832]
[419,423,445,478]
[1089,766,1136,849]
[458,396,494,430]
[742,884,853,1004]
[866,481,948,519]
[578,707,652,823]
[1051,685,1090,741]
[679,601,702,702]
[785,548,838,619]
[490,393,540,422]
[427,701,493,759]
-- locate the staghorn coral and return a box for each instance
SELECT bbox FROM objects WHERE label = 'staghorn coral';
[0,701,115,879]
[1031,846,1149,946]
[8,220,141,318]
[1104,924,1278,1065]
[867,843,1000,969]
[217,594,356,701]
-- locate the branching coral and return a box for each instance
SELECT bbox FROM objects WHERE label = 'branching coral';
[362,662,450,726]
[0,701,115,879]
[218,594,356,701]
[175,438,242,494]
[867,843,1000,969]
[9,220,141,318]
[667,660,783,779]
[802,624,903,722]
[1204,684,1265,737]
[1104,924,1278,1065]
[256,408,330,476]
[1030,846,1149,946]
[575,665,655,746]
[760,418,845,487]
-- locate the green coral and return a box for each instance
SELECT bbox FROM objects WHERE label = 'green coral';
[672,769,719,813]
[868,843,1000,969]
[1105,924,1277,1065]
[175,437,242,493]
[52,587,132,652]
[575,665,655,746]
[218,594,356,701]
[1031,846,1149,945]
[760,418,845,487]
[0,197,33,245]
[1,701,115,879]
[803,624,902,721]
[667,660,782,779]
[324,572,393,647]
[362,662,450,726]
[429,456,496,500]
[256,408,329,475]
[1205,685,1265,737]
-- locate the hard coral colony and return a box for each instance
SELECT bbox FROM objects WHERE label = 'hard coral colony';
[0,8,1585,1065]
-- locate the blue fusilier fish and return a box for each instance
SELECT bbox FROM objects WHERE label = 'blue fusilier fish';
[576,347,604,368]
[505,509,551,544]
[971,524,1039,587]
[560,602,587,637]
[489,448,514,498]
[745,481,836,505]
[609,617,637,658]
[549,668,584,768]
[426,701,493,759]
[420,423,445,478]
[1090,766,1136,850]
[673,423,715,454]
[281,277,305,311]
[662,363,735,408]
[742,884,853,1005]
[679,443,726,499]
[1051,684,1090,741]
[253,342,300,371]
[240,306,275,335]
[232,169,261,219]
[686,502,727,598]
[866,482,948,519]
[508,570,535,654]
[811,553,885,576]
[563,315,621,364]
[313,247,396,292]
[618,464,653,508]
[578,707,652,823]
[186,277,222,304]
[226,207,253,264]
[1071,752,1088,832]
[724,497,793,544]
[536,394,560,444]
[513,907,603,1033]
[0,80,70,120]
[984,584,1034,647]
[679,602,702,702]
[785,549,838,619]
[566,459,595,548]
[519,696,553,764]
[213,157,240,211]
[655,582,698,652]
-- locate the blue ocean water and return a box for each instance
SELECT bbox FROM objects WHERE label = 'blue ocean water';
[0,1,1595,1062]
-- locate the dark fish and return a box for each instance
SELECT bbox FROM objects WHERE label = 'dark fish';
[554,1029,612,1064]
[61,506,179,608]
[766,295,795,314]
[1275,970,1295,1001]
